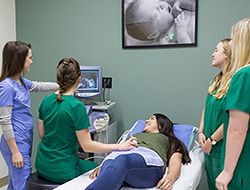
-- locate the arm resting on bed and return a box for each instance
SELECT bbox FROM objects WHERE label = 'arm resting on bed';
[156,152,182,189]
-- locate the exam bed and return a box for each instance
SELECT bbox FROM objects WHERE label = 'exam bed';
[54,120,205,190]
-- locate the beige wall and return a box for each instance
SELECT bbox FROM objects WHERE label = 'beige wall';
[0,0,16,180]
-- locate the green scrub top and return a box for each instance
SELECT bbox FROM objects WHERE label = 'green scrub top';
[204,88,225,158]
[222,66,250,189]
[35,94,97,183]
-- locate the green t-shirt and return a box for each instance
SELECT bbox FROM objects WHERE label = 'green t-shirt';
[222,66,250,189]
[132,133,169,168]
[35,94,96,183]
[204,88,225,157]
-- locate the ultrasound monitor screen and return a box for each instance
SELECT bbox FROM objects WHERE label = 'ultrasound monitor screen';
[78,70,99,93]
[75,65,102,98]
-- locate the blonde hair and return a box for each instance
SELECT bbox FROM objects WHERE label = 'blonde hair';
[208,39,231,99]
[229,18,250,74]
[214,18,250,99]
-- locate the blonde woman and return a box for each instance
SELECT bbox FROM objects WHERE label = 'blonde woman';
[216,18,250,190]
[198,39,231,190]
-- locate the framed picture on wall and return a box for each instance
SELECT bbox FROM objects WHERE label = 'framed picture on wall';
[122,0,198,49]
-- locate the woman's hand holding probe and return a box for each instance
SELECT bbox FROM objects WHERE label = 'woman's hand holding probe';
[118,137,138,151]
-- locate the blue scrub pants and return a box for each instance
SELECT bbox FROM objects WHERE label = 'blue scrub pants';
[86,153,164,190]
[1,150,31,190]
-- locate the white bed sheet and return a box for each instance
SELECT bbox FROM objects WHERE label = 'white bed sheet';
[54,140,205,190]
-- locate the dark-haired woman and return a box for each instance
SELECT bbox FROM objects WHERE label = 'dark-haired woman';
[0,41,58,190]
[86,113,191,190]
[35,58,137,183]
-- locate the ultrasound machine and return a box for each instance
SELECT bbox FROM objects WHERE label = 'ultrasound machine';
[75,66,109,133]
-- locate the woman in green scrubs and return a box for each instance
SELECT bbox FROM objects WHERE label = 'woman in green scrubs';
[35,58,138,183]
[198,38,231,190]
[216,18,250,190]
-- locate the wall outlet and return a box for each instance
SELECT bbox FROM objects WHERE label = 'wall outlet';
[102,77,112,88]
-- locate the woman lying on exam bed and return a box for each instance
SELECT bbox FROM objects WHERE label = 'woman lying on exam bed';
[85,113,191,190]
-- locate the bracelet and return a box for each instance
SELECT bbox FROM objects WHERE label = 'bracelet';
[198,131,203,134]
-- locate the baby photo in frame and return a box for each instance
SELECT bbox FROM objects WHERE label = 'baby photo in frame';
[122,0,198,48]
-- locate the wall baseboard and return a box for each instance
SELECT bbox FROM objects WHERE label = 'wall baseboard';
[0,176,8,188]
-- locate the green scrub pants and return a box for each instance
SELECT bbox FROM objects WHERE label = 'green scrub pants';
[205,153,221,190]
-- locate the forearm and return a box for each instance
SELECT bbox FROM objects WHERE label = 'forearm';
[1,124,14,139]
[198,108,205,132]
[38,119,44,139]
[83,140,120,153]
[224,127,246,175]
[198,108,206,146]
[211,124,223,142]
[6,137,24,168]
[157,152,182,189]
[167,161,181,182]
[167,152,182,182]
[76,129,137,153]
[76,129,120,153]
[6,138,20,154]
[0,106,14,140]
[223,109,249,175]
[29,81,58,92]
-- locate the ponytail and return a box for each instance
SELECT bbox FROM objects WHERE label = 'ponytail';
[56,58,80,102]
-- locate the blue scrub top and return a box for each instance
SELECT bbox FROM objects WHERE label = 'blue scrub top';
[0,77,33,154]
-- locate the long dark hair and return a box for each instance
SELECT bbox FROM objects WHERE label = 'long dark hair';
[56,58,80,102]
[154,113,191,165]
[0,41,31,89]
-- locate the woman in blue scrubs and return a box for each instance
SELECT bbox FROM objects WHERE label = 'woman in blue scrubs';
[0,41,58,190]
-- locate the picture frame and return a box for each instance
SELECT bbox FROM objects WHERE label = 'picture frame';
[122,0,198,49]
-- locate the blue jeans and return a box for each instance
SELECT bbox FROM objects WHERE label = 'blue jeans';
[86,153,164,190]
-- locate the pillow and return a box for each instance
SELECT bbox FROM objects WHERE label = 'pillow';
[119,120,146,143]
[127,120,198,151]
[173,124,198,150]
[130,120,145,134]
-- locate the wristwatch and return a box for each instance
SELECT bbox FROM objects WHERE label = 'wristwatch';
[209,136,217,145]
